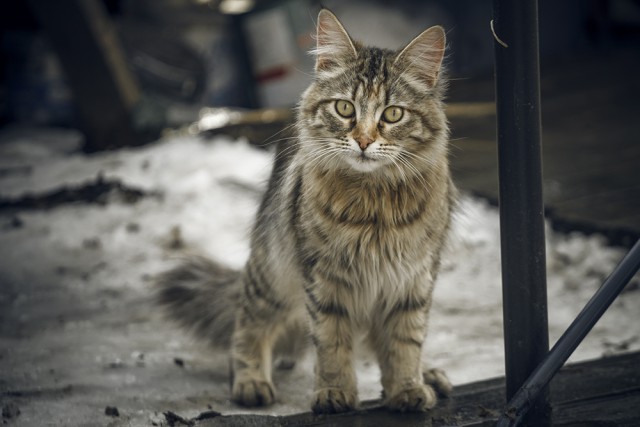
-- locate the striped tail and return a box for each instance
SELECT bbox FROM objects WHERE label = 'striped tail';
[156,256,241,347]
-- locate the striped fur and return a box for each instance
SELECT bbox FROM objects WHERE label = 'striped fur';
[157,8,455,414]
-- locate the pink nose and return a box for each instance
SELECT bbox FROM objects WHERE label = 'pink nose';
[357,136,374,151]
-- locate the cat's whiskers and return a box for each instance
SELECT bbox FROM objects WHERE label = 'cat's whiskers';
[394,153,433,192]
[271,136,340,164]
[374,146,408,182]
[386,156,411,187]
[257,122,298,148]
[271,141,301,163]
[300,143,346,171]
[398,149,441,170]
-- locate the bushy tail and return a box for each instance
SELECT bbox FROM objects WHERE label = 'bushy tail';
[156,256,241,347]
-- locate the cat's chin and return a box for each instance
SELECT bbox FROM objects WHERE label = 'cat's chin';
[344,156,385,173]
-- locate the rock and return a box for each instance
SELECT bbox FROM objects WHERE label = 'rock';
[1,402,20,419]
[105,406,120,417]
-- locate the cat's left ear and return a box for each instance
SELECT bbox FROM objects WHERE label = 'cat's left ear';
[314,9,357,72]
[395,26,446,87]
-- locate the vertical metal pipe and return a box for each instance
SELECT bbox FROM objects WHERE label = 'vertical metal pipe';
[492,0,551,425]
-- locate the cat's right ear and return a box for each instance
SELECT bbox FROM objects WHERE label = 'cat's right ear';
[314,9,357,72]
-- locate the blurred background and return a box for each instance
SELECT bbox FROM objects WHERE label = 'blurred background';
[1,2,639,425]
[3,0,638,115]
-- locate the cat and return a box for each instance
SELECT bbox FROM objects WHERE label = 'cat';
[157,8,456,414]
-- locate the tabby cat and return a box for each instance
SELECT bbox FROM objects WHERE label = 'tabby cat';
[158,8,456,413]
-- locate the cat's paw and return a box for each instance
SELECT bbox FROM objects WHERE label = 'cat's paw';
[422,367,453,397]
[386,384,437,412]
[232,378,276,407]
[311,387,357,414]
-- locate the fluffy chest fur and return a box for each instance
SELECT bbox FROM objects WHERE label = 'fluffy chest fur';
[284,161,452,324]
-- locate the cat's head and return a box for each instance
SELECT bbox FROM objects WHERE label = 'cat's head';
[297,9,448,175]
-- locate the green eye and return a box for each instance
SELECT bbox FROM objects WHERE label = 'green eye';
[335,100,355,118]
[382,106,404,123]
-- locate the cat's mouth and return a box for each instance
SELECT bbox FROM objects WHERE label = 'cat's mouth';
[358,152,374,162]
[353,151,379,166]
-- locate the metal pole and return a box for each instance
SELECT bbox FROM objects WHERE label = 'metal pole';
[492,1,551,425]
[497,239,640,426]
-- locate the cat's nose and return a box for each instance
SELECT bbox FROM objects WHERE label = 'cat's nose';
[356,136,374,151]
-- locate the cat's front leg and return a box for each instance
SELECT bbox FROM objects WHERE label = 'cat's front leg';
[306,284,358,414]
[372,294,437,412]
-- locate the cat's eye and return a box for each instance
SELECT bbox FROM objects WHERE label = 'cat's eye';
[382,106,404,123]
[335,100,355,118]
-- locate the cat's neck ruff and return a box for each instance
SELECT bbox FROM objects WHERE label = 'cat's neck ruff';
[299,153,438,191]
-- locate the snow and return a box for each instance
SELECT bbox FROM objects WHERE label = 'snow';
[0,127,638,421]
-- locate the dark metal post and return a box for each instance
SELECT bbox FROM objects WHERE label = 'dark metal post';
[492,1,551,425]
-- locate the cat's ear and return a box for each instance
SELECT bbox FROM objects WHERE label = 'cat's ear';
[314,9,357,72]
[395,26,446,87]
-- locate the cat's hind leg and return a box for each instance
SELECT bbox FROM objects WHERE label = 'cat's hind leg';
[231,309,280,406]
[422,366,453,397]
[230,263,290,407]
